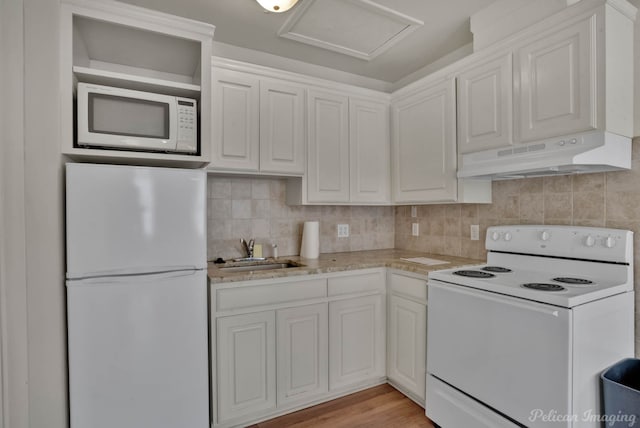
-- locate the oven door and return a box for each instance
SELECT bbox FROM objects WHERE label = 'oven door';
[427,281,572,428]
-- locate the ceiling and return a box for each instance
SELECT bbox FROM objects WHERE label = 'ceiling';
[115,0,497,83]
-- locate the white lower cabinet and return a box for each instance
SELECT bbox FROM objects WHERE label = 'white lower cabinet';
[276,303,329,406]
[216,311,276,423]
[387,272,428,404]
[388,295,426,402]
[328,295,386,390]
[213,271,388,427]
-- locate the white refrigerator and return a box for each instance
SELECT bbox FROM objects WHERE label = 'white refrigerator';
[66,163,209,428]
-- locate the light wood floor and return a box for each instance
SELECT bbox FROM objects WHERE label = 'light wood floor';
[247,384,436,428]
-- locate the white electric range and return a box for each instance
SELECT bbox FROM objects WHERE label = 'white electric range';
[426,225,635,428]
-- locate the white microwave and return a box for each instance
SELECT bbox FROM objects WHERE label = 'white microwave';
[77,83,198,154]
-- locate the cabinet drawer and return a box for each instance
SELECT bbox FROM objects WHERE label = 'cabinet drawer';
[389,273,427,301]
[216,279,327,311]
[327,272,385,296]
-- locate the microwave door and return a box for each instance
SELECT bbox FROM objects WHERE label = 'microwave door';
[77,84,178,152]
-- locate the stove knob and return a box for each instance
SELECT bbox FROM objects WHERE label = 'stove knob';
[604,236,616,248]
[491,231,500,241]
[540,230,551,241]
[584,235,596,247]
[504,232,513,241]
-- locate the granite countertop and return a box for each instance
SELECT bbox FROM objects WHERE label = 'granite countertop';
[208,249,484,284]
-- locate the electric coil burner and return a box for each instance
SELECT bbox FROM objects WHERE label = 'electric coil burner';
[482,266,512,273]
[426,225,635,428]
[452,270,494,278]
[553,277,593,285]
[522,282,566,292]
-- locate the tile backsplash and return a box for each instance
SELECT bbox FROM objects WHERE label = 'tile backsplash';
[394,173,616,260]
[207,177,395,260]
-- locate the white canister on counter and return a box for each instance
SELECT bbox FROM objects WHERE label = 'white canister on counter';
[300,221,319,259]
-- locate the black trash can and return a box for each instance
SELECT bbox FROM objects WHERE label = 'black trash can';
[601,358,640,428]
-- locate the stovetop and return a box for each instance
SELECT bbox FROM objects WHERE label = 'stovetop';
[429,225,634,308]
[429,262,631,308]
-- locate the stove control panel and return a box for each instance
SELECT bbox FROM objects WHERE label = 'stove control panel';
[486,225,633,263]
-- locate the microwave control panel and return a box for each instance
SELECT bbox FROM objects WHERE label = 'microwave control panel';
[176,98,198,154]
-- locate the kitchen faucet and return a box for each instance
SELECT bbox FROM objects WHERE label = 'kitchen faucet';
[236,238,265,262]
[240,238,254,258]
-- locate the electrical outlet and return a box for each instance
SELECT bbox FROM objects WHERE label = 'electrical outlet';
[411,205,417,218]
[337,224,349,238]
[412,223,419,236]
[470,224,480,241]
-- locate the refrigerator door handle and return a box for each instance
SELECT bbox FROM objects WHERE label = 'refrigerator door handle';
[67,268,202,285]
[66,265,204,280]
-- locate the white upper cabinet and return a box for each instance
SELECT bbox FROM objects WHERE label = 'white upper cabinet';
[457,53,513,153]
[456,1,634,156]
[211,60,392,205]
[260,80,306,174]
[302,92,391,205]
[392,79,458,203]
[349,98,391,204]
[211,69,260,171]
[513,3,635,142]
[306,89,351,203]
[516,16,596,142]
[292,92,391,205]
[210,65,306,175]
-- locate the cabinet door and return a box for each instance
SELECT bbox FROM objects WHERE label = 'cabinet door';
[388,295,427,401]
[517,15,596,142]
[307,90,350,203]
[349,98,391,203]
[457,53,513,154]
[260,80,305,174]
[392,79,457,203]
[329,295,385,390]
[276,303,328,406]
[217,311,276,423]
[211,69,260,171]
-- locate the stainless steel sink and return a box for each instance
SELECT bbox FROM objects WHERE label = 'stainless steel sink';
[218,261,303,273]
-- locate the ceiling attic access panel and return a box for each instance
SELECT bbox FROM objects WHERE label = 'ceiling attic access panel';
[278,0,423,61]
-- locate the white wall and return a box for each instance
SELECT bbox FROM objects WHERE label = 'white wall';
[633,0,640,136]
[22,0,68,425]
[0,0,29,426]
[0,0,72,424]
[1,0,5,422]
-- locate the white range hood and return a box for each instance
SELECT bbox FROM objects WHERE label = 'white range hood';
[457,131,632,180]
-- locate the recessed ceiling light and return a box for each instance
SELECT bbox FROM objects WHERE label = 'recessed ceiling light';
[255,0,299,13]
